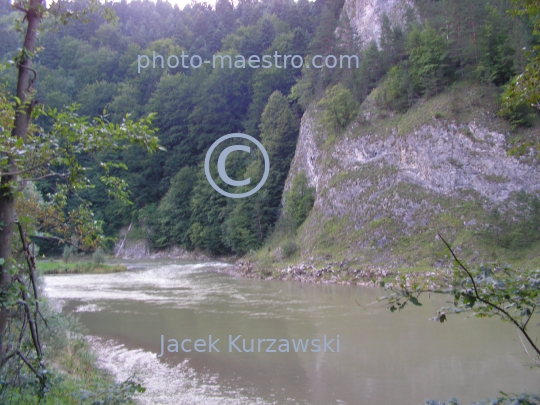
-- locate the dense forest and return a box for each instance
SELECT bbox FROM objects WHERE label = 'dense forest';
[0,0,537,257]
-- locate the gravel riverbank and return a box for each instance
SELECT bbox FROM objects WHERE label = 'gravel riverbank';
[216,259,451,288]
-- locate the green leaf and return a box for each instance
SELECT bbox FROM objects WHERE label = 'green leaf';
[462,295,476,307]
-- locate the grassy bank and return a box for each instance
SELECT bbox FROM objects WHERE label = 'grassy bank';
[0,302,143,404]
[37,261,127,275]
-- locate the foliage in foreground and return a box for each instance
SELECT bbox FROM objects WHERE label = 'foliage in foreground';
[381,236,540,364]
[0,0,161,399]
[0,301,144,404]
[422,393,540,405]
[378,235,540,404]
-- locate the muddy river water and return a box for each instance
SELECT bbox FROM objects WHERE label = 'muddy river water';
[43,260,539,404]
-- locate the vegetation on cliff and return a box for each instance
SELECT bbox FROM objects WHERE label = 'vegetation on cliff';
[0,0,536,262]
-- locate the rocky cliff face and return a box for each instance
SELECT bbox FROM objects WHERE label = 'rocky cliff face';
[291,107,540,207]
[280,0,540,269]
[285,82,540,267]
[342,0,414,45]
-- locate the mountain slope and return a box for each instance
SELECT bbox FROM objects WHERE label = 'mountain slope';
[279,80,540,272]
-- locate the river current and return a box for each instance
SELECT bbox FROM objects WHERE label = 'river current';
[43,260,539,405]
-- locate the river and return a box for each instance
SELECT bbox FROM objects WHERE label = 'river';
[43,260,539,405]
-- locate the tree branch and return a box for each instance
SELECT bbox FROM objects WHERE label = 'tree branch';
[16,350,38,377]
[25,172,68,182]
[0,156,56,176]
[438,234,479,297]
[439,234,540,358]
[524,305,536,330]
[30,234,89,252]
[11,3,28,13]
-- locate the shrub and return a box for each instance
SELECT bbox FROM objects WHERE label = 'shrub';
[92,248,105,266]
[283,172,315,231]
[486,192,540,248]
[317,83,359,133]
[281,239,299,259]
[378,64,414,112]
[62,245,74,265]
[499,101,536,129]
[254,254,274,277]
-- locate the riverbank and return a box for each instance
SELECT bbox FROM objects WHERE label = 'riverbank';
[112,238,454,287]
[0,297,143,404]
[219,258,453,288]
[37,260,127,275]
[113,237,234,262]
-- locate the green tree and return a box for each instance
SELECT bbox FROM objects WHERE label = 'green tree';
[317,83,359,133]
[91,22,127,53]
[309,5,337,56]
[221,91,299,254]
[501,0,540,113]
[147,72,198,186]
[188,164,228,254]
[0,0,161,394]
[107,82,144,122]
[244,32,299,136]
[259,91,299,174]
[92,248,105,266]
[406,24,451,96]
[188,52,251,153]
[77,80,117,117]
[62,244,74,267]
[379,64,414,112]
[221,192,263,255]
[153,166,197,248]
[379,13,405,73]
[257,90,299,233]
[476,5,515,86]
[354,41,384,99]
[282,171,315,232]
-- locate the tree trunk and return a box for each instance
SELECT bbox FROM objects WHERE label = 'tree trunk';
[0,177,15,363]
[0,0,42,364]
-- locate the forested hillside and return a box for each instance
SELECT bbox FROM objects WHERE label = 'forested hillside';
[0,0,538,261]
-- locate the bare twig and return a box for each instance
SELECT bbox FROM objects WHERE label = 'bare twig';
[16,297,41,358]
[115,222,132,259]
[0,350,17,368]
[438,234,479,297]
[14,224,44,363]
[518,331,540,367]
[523,305,536,330]
[438,234,540,358]
[16,350,39,378]
[25,172,68,182]
[354,297,368,310]
[11,3,28,13]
